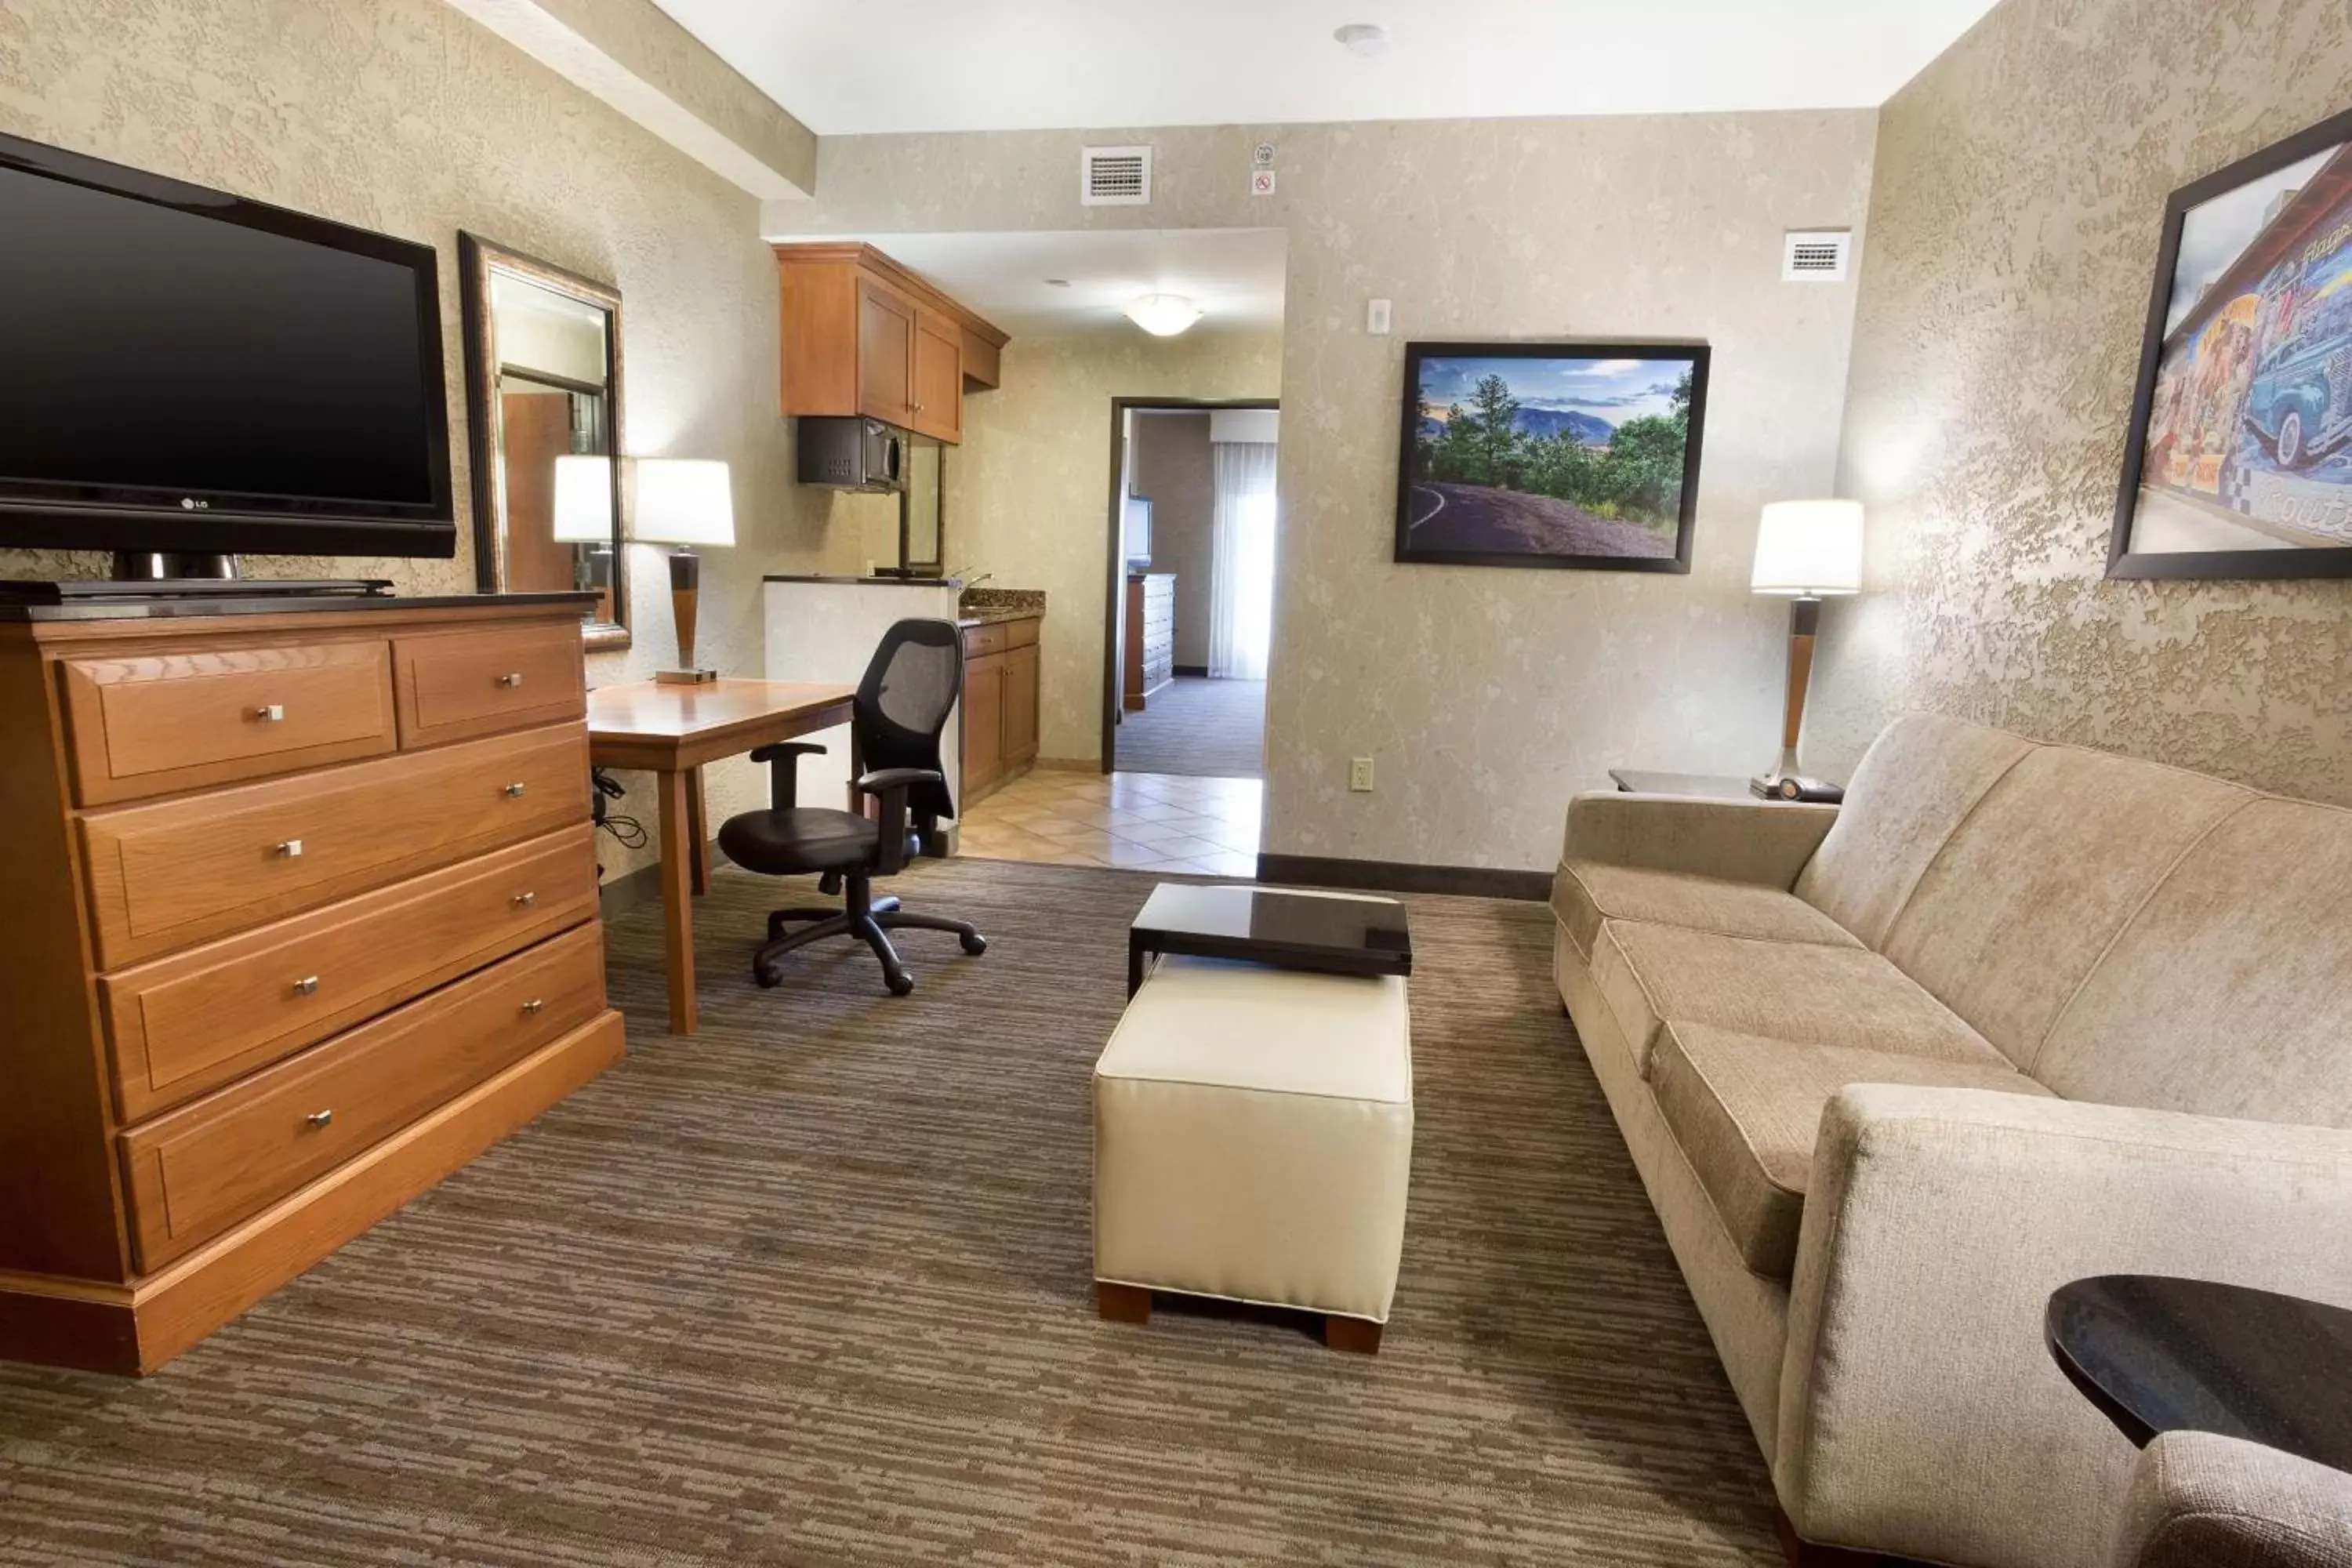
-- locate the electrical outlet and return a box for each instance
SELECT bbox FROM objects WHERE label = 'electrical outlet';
[1349,757,1375,793]
[1367,298,1392,336]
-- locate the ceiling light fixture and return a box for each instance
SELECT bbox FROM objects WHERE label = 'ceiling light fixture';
[1334,22,1390,57]
[1124,293,1203,336]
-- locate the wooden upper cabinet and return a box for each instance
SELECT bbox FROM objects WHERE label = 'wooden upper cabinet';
[910,311,963,442]
[856,279,914,426]
[775,243,1007,446]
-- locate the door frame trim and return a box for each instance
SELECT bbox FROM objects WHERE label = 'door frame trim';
[1099,397,1279,775]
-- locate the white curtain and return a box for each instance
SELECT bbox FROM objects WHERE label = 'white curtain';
[1208,441,1278,681]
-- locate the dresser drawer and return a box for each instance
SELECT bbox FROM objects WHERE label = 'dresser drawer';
[79,723,589,968]
[1003,616,1039,650]
[118,924,607,1271]
[394,623,586,749]
[59,639,397,807]
[101,824,601,1122]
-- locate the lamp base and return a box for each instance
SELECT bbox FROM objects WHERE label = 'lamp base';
[1751,772,1844,804]
[655,667,720,685]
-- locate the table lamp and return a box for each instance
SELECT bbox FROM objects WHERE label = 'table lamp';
[1750,499,1863,800]
[632,457,735,684]
[552,454,615,592]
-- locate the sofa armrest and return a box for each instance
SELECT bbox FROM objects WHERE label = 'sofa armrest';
[2112,1430,2352,1568]
[1775,1086,2352,1568]
[1559,790,1839,888]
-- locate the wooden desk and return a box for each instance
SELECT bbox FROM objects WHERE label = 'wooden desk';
[588,678,855,1035]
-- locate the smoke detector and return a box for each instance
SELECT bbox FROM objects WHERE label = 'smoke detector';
[1334,23,1390,56]
[1782,230,1853,282]
[1081,145,1152,206]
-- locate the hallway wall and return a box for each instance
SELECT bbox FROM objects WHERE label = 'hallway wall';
[1128,412,1216,671]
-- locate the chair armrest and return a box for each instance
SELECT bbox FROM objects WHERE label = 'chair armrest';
[1559,790,1838,888]
[748,742,828,811]
[1775,1085,2352,1568]
[2113,1431,2352,1568]
[854,768,941,874]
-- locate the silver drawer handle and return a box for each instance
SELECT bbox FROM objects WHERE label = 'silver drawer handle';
[520,998,545,1015]
[512,891,537,909]
[254,704,285,723]
[305,1110,334,1129]
[504,782,528,799]
[275,839,304,858]
[498,672,524,688]
[292,975,319,996]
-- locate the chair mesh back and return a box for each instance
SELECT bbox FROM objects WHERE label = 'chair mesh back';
[855,618,963,821]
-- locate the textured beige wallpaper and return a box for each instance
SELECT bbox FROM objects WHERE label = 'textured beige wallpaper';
[0,0,848,882]
[774,111,1878,869]
[1128,413,1216,673]
[946,334,1281,761]
[1811,0,2352,804]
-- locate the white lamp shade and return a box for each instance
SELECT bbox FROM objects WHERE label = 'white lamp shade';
[1752,499,1864,596]
[1124,293,1203,336]
[631,458,735,546]
[550,455,614,543]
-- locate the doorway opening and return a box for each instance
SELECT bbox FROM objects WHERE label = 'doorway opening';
[1102,399,1279,782]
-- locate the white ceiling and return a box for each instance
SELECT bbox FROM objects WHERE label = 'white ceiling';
[652,0,2002,136]
[805,229,1289,337]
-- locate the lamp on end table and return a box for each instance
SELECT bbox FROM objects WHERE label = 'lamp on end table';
[1750,499,1863,801]
[632,457,735,684]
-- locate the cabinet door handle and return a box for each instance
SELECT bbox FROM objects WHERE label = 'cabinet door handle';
[254,704,285,723]
[292,975,320,996]
[275,838,304,858]
[512,891,537,909]
[497,672,523,688]
[504,782,528,798]
[520,998,546,1015]
[305,1110,334,1130]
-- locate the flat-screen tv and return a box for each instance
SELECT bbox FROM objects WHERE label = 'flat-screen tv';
[0,131,454,557]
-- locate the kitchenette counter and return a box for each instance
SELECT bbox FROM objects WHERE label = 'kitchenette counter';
[957,587,1046,627]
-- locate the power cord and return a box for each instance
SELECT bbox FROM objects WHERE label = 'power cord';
[591,768,648,851]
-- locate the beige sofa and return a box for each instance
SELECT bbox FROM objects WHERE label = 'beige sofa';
[1551,713,2352,1568]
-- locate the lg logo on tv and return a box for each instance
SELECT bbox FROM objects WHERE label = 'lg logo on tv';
[179,497,209,510]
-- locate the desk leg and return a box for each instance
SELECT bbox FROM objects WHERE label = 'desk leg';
[657,767,698,1036]
[687,766,710,895]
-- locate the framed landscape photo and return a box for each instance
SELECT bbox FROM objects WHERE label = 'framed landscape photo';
[1394,341,1709,572]
[2112,103,2352,579]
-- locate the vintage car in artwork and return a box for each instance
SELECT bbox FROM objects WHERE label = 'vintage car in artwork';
[2244,310,2352,470]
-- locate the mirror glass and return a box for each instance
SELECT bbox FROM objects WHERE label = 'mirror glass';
[904,437,943,575]
[459,235,627,648]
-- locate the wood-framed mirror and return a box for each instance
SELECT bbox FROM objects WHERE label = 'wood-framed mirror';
[458,233,629,649]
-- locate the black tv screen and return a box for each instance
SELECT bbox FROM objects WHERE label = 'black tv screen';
[0,132,454,557]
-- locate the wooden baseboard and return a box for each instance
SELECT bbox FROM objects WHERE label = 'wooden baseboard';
[1255,852,1552,902]
[0,1011,626,1376]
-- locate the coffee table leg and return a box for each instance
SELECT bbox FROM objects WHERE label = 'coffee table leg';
[1128,936,1146,997]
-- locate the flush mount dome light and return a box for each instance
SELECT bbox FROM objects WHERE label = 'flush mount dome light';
[1124,293,1203,336]
[1334,22,1390,56]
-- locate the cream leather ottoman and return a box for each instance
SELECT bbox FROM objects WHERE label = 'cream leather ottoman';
[1092,953,1414,1352]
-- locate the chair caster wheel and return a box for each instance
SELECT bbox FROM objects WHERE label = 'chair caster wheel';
[754,962,783,989]
[886,971,915,996]
[960,932,988,956]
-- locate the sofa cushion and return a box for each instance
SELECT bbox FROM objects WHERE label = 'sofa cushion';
[1794,713,2034,950]
[1590,919,2005,1078]
[2035,799,2352,1128]
[1649,1024,2054,1279]
[1552,860,1862,963]
[1882,745,2254,1069]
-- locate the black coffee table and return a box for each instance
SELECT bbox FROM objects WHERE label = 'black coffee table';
[1126,884,1412,996]
[2045,1275,2352,1471]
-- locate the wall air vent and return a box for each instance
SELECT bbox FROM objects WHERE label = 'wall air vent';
[1782,230,1853,282]
[1081,145,1152,206]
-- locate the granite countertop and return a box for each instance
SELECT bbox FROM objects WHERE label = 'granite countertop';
[957,587,1045,627]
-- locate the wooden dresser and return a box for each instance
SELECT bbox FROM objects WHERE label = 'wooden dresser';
[0,594,624,1374]
[1123,573,1174,712]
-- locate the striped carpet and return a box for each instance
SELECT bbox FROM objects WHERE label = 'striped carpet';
[1115,677,1266,777]
[0,858,1778,1566]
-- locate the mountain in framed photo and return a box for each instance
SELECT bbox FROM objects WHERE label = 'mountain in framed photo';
[1393,342,1709,572]
[2112,103,2352,579]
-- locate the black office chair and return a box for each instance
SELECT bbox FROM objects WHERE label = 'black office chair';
[717,619,986,996]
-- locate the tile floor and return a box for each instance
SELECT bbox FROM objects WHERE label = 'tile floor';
[956,768,1261,877]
